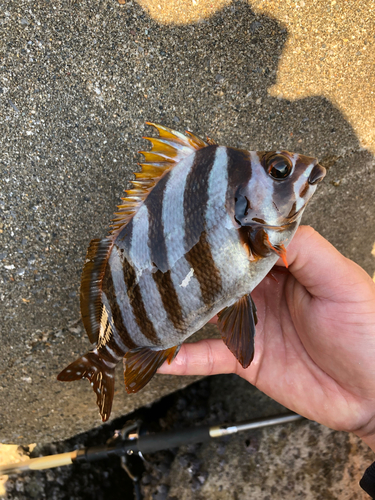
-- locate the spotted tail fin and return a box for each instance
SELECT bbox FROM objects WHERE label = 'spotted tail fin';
[57,351,115,422]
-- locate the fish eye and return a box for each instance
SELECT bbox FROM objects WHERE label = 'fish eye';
[266,154,293,180]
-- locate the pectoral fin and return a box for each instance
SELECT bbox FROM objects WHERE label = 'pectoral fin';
[217,294,258,369]
[123,345,180,394]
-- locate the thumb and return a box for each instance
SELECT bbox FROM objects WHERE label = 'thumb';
[277,226,372,301]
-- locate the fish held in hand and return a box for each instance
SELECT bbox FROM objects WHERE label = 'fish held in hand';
[57,123,326,421]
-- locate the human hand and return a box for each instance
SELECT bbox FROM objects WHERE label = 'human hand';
[158,226,375,450]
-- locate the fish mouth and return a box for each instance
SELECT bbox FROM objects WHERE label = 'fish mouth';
[245,220,298,232]
[246,206,305,231]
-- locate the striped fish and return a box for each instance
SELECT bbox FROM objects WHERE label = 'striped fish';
[57,123,326,421]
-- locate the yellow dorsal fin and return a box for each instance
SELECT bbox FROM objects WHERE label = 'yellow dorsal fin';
[109,123,208,235]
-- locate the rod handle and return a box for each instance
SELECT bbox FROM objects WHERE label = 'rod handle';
[137,425,211,454]
[0,451,77,475]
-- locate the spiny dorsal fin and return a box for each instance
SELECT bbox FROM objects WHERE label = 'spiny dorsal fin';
[109,122,208,234]
[80,238,113,344]
[206,135,218,146]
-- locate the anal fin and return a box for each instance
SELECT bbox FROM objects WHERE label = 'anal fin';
[217,295,258,369]
[123,345,180,394]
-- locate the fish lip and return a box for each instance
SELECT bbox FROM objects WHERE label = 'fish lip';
[245,203,306,230]
[244,219,299,231]
[240,207,303,229]
[241,197,311,231]
[308,163,326,185]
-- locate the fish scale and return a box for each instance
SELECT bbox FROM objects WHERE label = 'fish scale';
[183,146,218,252]
[58,123,326,422]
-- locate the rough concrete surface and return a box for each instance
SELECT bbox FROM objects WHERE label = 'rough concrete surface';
[3,376,374,499]
[161,376,375,500]
[0,0,375,494]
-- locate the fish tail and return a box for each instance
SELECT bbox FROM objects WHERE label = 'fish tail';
[57,351,115,422]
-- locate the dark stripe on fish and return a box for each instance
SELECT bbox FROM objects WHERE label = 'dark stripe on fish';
[102,269,137,350]
[299,184,309,199]
[266,151,297,215]
[107,337,126,359]
[272,153,315,223]
[152,269,185,331]
[114,217,133,257]
[96,310,119,362]
[122,258,159,343]
[101,342,121,363]
[183,145,218,252]
[101,310,127,359]
[225,148,253,218]
[100,292,129,358]
[145,172,171,273]
[185,231,222,307]
[225,148,258,259]
[287,201,297,219]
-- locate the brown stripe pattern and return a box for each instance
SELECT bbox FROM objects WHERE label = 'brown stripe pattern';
[182,146,223,306]
[122,258,159,343]
[102,268,137,350]
[185,231,222,306]
[152,269,185,331]
[145,171,171,273]
[115,217,134,256]
[183,145,218,250]
[225,147,253,218]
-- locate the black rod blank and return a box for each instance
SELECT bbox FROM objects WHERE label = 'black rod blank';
[0,413,303,475]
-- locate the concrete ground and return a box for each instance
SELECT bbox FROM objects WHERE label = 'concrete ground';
[1,0,375,497]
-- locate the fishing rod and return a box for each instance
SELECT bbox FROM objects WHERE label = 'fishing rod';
[0,413,303,475]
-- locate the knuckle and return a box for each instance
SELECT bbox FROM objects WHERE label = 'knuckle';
[203,340,215,376]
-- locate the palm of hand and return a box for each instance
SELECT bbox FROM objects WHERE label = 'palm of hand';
[159,227,375,446]
[247,236,375,439]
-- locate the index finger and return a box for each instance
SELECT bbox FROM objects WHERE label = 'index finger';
[157,339,245,377]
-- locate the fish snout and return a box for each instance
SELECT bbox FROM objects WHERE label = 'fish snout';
[308,163,326,185]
